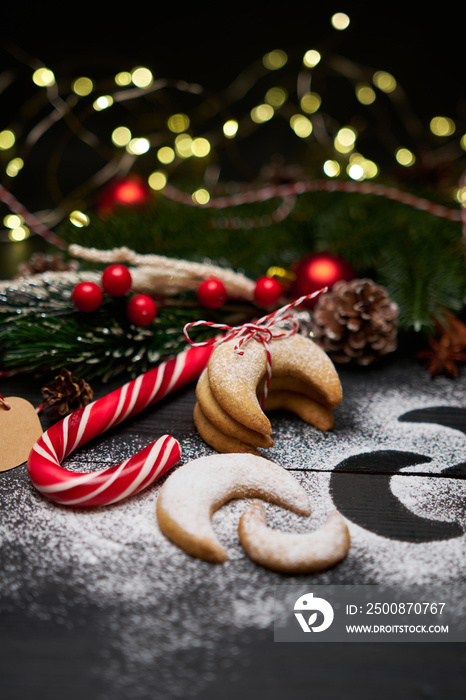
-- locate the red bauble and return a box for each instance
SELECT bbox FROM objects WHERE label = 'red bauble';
[97,175,152,219]
[126,295,158,326]
[197,278,227,309]
[292,252,355,303]
[254,276,283,307]
[102,264,132,296]
[72,281,103,312]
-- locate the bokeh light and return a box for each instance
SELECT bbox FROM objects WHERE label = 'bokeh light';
[262,50,287,70]
[300,92,321,114]
[331,13,350,30]
[373,71,397,93]
[430,116,455,137]
[192,188,210,204]
[148,171,167,190]
[69,210,90,227]
[72,77,94,96]
[0,130,15,150]
[303,50,321,68]
[32,68,55,87]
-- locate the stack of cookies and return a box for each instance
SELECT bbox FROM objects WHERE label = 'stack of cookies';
[193,333,343,455]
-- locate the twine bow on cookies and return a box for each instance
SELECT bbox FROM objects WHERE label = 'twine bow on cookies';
[183,288,327,405]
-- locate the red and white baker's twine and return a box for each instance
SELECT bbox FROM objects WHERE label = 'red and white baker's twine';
[183,289,326,406]
[27,344,213,507]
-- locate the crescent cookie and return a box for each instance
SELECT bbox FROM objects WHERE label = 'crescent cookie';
[238,501,351,573]
[208,334,342,435]
[263,391,334,431]
[196,369,274,448]
[156,453,312,562]
[193,402,261,456]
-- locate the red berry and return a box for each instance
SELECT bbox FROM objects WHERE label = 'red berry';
[126,295,157,326]
[72,281,103,312]
[254,276,283,307]
[102,264,132,296]
[197,278,227,309]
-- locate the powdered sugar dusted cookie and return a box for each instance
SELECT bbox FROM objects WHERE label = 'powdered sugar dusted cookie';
[263,391,334,431]
[193,402,261,456]
[156,453,311,563]
[238,501,350,573]
[207,333,342,436]
[196,369,274,448]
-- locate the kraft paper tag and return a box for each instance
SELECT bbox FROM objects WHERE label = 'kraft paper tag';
[0,397,43,472]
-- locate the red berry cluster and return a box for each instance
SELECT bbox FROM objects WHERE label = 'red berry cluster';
[196,275,283,310]
[71,264,158,326]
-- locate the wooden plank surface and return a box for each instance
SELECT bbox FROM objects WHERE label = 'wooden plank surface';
[1,358,466,699]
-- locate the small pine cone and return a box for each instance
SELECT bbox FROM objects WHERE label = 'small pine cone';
[310,278,399,366]
[16,252,79,278]
[41,368,94,420]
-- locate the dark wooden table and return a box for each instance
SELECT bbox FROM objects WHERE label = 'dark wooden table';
[1,357,466,699]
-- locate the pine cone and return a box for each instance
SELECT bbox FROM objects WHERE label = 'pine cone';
[310,279,399,365]
[41,368,94,420]
[16,252,79,278]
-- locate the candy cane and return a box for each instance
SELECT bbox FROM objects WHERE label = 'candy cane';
[27,344,213,507]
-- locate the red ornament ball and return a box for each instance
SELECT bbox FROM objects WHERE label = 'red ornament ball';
[254,276,283,307]
[197,278,227,309]
[292,252,355,303]
[102,264,132,296]
[126,295,158,326]
[72,281,103,312]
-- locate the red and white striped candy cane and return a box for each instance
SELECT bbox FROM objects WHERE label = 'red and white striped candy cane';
[27,344,213,507]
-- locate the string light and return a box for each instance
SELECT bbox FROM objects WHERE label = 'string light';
[331,13,350,30]
[191,137,211,157]
[6,158,24,177]
[356,83,376,105]
[131,67,154,88]
[373,71,397,93]
[32,68,55,87]
[8,226,30,241]
[251,104,274,123]
[72,77,94,96]
[300,92,321,114]
[334,127,357,153]
[69,211,90,227]
[126,137,150,155]
[93,95,114,111]
[290,114,313,138]
[0,130,15,150]
[1,31,465,245]
[303,50,321,68]
[175,133,193,158]
[262,50,287,70]
[430,116,455,137]
[265,87,287,107]
[3,214,24,228]
[323,160,340,177]
[396,147,416,167]
[168,114,190,133]
[192,188,210,204]
[223,120,238,138]
[115,71,132,86]
[111,126,132,147]
[157,146,176,164]
[148,171,167,190]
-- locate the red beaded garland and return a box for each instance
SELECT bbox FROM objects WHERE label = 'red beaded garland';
[126,295,158,326]
[254,276,283,307]
[102,264,132,297]
[72,281,103,312]
[197,278,227,309]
